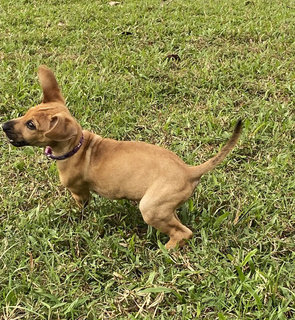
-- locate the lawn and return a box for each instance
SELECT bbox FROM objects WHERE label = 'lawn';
[0,0,294,319]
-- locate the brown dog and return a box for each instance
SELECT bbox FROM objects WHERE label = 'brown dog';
[2,66,242,249]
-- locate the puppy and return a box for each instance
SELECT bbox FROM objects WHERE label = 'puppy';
[2,66,242,249]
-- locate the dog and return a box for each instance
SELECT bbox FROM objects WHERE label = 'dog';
[2,66,242,249]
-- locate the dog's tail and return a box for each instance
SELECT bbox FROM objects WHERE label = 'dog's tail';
[189,120,242,180]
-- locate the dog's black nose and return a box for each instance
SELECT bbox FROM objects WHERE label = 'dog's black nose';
[2,121,15,132]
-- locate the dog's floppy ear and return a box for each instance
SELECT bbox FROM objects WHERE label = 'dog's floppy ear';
[45,113,77,141]
[38,65,65,104]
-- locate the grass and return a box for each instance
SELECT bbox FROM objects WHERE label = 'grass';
[0,0,294,318]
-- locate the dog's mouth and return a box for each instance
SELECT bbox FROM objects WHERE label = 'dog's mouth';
[3,132,29,147]
[9,139,30,147]
[2,122,29,147]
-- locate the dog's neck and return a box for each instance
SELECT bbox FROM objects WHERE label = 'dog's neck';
[48,129,84,158]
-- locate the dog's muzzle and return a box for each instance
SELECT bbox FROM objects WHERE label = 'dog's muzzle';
[2,121,29,147]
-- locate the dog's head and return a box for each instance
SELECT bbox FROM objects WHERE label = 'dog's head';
[2,66,80,148]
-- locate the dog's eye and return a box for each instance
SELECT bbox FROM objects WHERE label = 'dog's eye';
[26,120,36,130]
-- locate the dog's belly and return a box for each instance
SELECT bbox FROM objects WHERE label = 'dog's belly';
[87,157,157,201]
[92,185,143,201]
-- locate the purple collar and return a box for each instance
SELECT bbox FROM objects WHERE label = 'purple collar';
[45,134,84,160]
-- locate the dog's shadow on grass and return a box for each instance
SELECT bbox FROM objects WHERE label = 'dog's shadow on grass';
[88,196,171,249]
[74,196,151,234]
[85,195,203,247]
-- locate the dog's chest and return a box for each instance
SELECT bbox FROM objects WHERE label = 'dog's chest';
[57,162,83,188]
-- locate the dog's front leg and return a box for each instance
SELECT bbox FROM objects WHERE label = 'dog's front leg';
[70,189,90,209]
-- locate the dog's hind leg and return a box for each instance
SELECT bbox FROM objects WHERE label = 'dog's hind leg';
[139,193,193,249]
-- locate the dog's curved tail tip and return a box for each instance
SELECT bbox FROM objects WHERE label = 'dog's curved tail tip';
[235,118,243,135]
[190,119,243,180]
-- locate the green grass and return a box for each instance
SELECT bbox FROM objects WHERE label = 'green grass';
[0,0,294,319]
